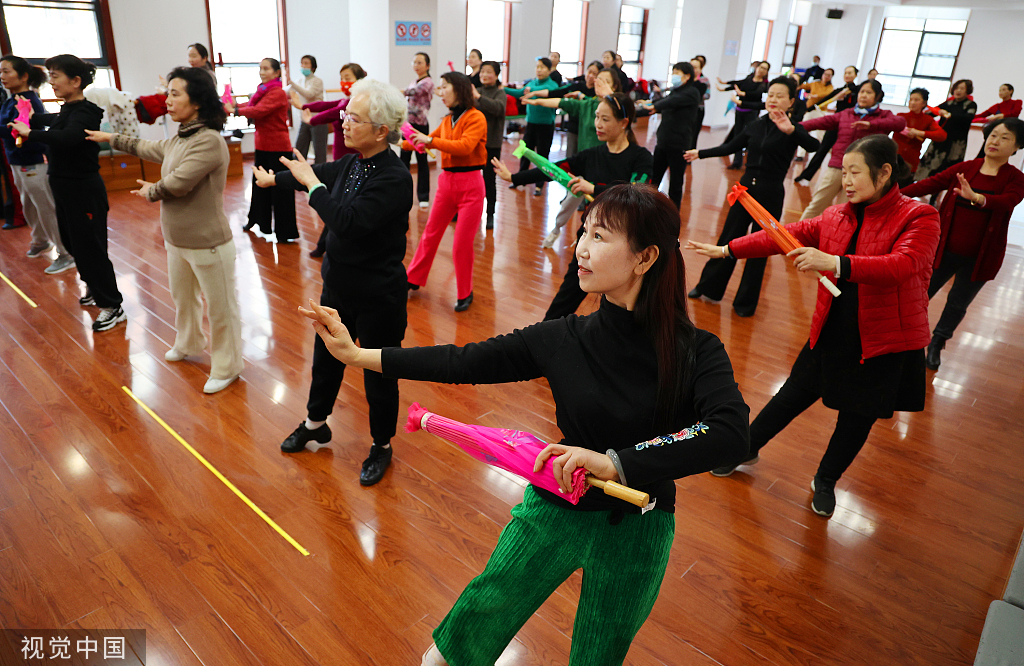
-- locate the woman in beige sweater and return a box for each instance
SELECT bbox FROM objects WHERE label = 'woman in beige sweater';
[86,67,243,394]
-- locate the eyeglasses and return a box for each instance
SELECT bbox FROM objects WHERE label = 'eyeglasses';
[340,111,380,128]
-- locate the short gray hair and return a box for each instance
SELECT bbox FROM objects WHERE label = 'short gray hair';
[350,78,407,144]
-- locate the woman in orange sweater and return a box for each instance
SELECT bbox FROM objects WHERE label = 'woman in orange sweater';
[894,87,946,186]
[403,72,487,311]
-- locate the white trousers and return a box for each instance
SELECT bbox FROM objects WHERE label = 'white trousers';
[11,162,66,254]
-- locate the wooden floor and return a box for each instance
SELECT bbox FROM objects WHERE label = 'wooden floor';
[0,121,1021,666]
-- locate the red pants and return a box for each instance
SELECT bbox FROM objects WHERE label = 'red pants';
[406,169,485,300]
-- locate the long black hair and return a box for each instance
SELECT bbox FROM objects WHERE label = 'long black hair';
[587,184,696,429]
[0,55,46,88]
[166,66,227,131]
[440,71,476,109]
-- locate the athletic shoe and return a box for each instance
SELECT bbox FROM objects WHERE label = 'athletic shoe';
[710,454,760,477]
[542,229,560,249]
[165,348,188,362]
[44,255,75,275]
[27,242,53,258]
[419,201,429,209]
[281,422,332,453]
[203,375,239,394]
[92,306,126,332]
[810,476,837,517]
[79,291,95,306]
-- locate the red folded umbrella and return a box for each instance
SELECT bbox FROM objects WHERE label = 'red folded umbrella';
[405,403,650,507]
[727,183,842,297]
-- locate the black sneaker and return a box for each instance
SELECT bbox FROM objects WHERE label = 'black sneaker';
[485,214,494,230]
[92,306,126,331]
[79,290,95,306]
[281,422,332,453]
[360,444,392,486]
[710,454,759,477]
[810,476,837,517]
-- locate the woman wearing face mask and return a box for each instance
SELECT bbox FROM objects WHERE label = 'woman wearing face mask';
[526,68,620,247]
[494,93,653,320]
[300,183,749,666]
[973,83,1020,159]
[401,52,434,209]
[716,60,770,169]
[637,62,700,208]
[894,88,947,187]
[230,57,296,242]
[795,65,859,182]
[472,61,506,230]
[797,80,905,220]
[466,49,483,87]
[85,68,244,394]
[915,79,978,182]
[294,62,367,258]
[403,72,487,312]
[287,54,327,164]
[691,135,939,517]
[11,54,125,332]
[901,118,1024,371]
[684,77,820,317]
[0,55,73,274]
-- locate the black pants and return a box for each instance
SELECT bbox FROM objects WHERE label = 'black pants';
[927,251,986,341]
[249,150,298,239]
[49,175,122,308]
[484,146,502,215]
[306,285,408,443]
[519,122,555,172]
[695,180,783,313]
[400,121,431,202]
[730,110,758,166]
[652,145,688,208]
[691,108,705,150]
[544,224,588,321]
[800,128,837,179]
[749,363,877,482]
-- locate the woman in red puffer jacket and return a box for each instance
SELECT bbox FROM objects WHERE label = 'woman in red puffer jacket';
[687,135,940,518]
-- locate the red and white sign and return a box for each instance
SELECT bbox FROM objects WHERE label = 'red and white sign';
[396,23,407,37]
[420,23,431,38]
[409,23,419,38]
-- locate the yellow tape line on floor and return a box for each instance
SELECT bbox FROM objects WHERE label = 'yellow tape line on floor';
[0,269,38,308]
[121,386,310,556]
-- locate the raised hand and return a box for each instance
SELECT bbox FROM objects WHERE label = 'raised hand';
[685,240,727,258]
[252,165,277,188]
[769,109,794,134]
[490,157,513,182]
[277,149,319,188]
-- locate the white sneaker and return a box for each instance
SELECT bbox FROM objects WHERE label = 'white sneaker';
[203,375,239,394]
[165,348,188,362]
[92,306,126,332]
[542,229,560,249]
[418,201,429,209]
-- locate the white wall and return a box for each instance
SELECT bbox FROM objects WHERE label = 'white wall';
[642,0,676,83]
[107,0,210,140]
[287,0,350,133]
[349,2,390,78]
[509,0,553,82]
[583,0,621,67]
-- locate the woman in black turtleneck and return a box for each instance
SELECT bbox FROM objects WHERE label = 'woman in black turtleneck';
[684,77,819,317]
[718,60,770,169]
[15,54,125,332]
[300,183,748,666]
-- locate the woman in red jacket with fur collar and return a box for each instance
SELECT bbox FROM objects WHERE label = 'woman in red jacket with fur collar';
[902,117,1024,370]
[688,135,940,517]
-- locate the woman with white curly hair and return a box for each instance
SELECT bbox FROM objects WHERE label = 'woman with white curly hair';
[252,79,414,486]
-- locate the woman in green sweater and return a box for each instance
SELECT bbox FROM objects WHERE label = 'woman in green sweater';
[526,68,620,247]
[505,57,561,196]
[86,67,243,394]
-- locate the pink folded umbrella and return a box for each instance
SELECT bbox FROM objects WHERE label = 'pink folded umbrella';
[405,403,649,507]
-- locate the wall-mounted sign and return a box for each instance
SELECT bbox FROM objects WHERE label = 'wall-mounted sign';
[396,21,432,46]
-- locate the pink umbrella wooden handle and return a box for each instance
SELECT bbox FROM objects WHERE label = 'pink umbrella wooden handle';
[586,478,649,508]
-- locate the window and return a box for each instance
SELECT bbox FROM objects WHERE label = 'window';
[781,23,801,71]
[0,0,119,106]
[466,0,511,83]
[550,0,587,80]
[667,0,685,83]
[617,4,647,80]
[749,18,772,65]
[874,16,968,106]
[207,0,287,131]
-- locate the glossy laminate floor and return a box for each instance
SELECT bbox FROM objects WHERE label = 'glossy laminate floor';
[0,121,1021,665]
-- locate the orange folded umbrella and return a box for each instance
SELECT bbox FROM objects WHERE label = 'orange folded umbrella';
[727,184,841,297]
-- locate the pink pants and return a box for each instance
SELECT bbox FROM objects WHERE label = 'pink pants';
[406,169,485,300]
